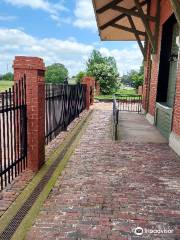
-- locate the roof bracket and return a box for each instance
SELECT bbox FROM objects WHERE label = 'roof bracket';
[134,0,160,54]
[169,0,180,27]
[127,15,145,58]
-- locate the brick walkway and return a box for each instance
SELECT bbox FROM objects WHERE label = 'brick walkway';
[26,106,180,240]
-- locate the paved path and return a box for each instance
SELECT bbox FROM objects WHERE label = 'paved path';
[118,112,167,143]
[27,105,180,240]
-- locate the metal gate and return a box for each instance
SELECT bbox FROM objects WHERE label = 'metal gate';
[115,94,142,113]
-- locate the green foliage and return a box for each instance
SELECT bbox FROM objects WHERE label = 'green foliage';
[2,72,14,81]
[95,89,138,100]
[75,71,86,83]
[45,63,68,83]
[0,81,13,92]
[131,72,144,89]
[121,65,144,89]
[86,50,119,94]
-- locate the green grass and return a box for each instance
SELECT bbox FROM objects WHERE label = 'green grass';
[116,89,137,95]
[95,88,138,100]
[0,81,13,92]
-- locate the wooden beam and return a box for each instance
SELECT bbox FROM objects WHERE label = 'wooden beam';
[127,15,145,57]
[112,5,156,21]
[100,1,147,30]
[111,22,146,36]
[96,0,123,14]
[134,0,155,51]
[169,0,180,27]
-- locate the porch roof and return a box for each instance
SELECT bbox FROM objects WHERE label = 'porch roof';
[92,0,149,42]
[92,0,180,56]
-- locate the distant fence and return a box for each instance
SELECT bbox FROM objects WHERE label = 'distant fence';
[45,83,87,144]
[115,94,142,113]
[0,77,27,190]
[112,96,119,141]
[0,57,95,191]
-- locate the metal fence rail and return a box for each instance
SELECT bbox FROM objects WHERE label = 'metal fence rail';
[115,94,142,113]
[45,83,86,144]
[113,96,119,140]
[0,77,27,190]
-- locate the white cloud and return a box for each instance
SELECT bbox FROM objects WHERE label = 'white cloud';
[74,0,97,31]
[3,0,69,26]
[0,15,17,21]
[0,28,93,76]
[4,0,67,14]
[99,47,143,75]
[50,14,71,26]
[0,28,142,76]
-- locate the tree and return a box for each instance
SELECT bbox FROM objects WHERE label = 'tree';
[89,63,119,95]
[45,63,68,83]
[75,71,86,83]
[131,72,144,89]
[2,72,14,81]
[86,50,119,94]
[121,65,144,89]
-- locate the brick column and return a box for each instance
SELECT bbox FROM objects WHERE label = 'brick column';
[95,81,100,96]
[13,56,46,171]
[91,78,95,105]
[172,57,180,136]
[169,48,180,156]
[82,77,95,110]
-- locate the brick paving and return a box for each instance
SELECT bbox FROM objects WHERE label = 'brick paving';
[26,106,180,240]
[0,110,88,219]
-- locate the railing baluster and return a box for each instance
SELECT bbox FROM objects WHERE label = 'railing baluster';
[2,93,7,187]
[0,99,3,190]
[5,90,11,184]
[45,82,87,144]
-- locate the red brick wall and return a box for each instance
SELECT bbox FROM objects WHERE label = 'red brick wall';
[13,56,46,171]
[172,60,180,135]
[82,76,95,110]
[142,42,151,111]
[144,0,174,116]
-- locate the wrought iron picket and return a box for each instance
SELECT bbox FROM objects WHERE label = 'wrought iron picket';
[0,77,27,190]
[45,83,86,144]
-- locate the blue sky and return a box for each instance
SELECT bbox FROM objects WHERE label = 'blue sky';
[0,0,142,76]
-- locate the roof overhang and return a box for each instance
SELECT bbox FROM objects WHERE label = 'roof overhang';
[92,0,160,57]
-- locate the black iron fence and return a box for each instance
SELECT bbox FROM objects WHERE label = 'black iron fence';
[113,96,119,140]
[115,94,142,113]
[0,77,27,190]
[45,83,86,144]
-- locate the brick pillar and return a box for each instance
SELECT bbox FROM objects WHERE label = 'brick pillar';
[95,81,100,96]
[82,77,95,110]
[169,48,180,156]
[172,59,180,136]
[13,56,46,171]
[91,78,95,105]
[142,42,152,113]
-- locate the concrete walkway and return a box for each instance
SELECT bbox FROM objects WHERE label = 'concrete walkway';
[118,112,167,143]
[26,104,180,240]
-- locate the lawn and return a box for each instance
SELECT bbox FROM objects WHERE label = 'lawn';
[95,88,138,100]
[0,81,13,92]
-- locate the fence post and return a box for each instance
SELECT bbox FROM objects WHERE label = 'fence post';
[13,56,46,171]
[82,77,95,110]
